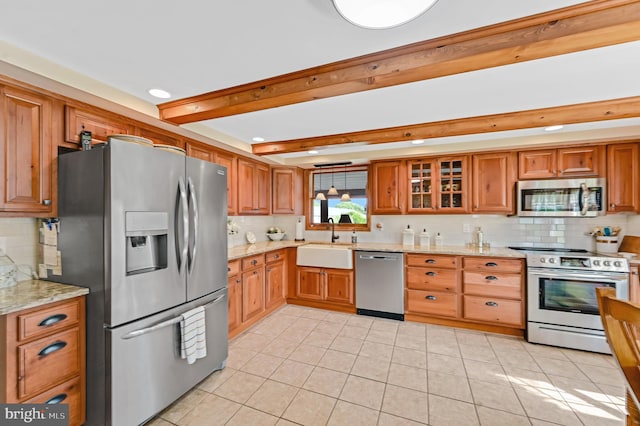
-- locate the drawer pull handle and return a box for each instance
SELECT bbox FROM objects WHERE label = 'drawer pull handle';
[426,272,436,277]
[39,314,68,327]
[485,301,498,307]
[425,295,437,301]
[485,262,498,267]
[275,254,279,259]
[251,259,258,266]
[425,259,436,264]
[38,341,67,357]
[485,275,498,281]
[45,393,67,404]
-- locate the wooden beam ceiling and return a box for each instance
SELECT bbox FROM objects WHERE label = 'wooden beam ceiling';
[159,0,640,126]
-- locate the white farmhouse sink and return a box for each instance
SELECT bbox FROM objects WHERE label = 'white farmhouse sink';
[297,244,353,269]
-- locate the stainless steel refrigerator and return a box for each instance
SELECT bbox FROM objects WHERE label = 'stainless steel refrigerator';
[54,138,228,426]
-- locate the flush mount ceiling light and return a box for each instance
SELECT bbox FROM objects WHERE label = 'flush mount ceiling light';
[332,0,439,29]
[411,139,425,145]
[252,136,265,142]
[544,125,565,132]
[148,88,171,99]
[308,150,319,155]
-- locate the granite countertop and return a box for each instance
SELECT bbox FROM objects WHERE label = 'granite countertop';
[0,280,89,315]
[228,240,525,260]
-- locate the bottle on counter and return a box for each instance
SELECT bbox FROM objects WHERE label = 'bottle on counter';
[402,225,415,246]
[419,229,431,247]
[351,231,358,244]
[476,227,484,247]
[435,232,443,247]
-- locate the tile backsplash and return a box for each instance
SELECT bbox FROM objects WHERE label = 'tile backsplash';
[2,213,639,274]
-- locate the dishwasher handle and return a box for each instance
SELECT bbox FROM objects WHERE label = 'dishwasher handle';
[358,254,400,261]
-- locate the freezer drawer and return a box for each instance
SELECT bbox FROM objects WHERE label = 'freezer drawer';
[107,289,228,426]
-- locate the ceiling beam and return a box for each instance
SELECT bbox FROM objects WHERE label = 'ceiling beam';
[251,96,640,155]
[158,0,640,124]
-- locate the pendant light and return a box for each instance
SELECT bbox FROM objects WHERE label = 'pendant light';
[340,165,351,202]
[315,170,326,200]
[327,166,338,196]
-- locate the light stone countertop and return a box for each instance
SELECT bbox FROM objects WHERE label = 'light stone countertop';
[228,240,525,260]
[0,280,89,315]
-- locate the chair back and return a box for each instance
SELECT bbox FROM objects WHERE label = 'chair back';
[597,287,640,417]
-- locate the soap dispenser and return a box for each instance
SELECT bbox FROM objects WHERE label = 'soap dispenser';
[419,229,431,247]
[402,225,415,246]
[435,232,443,247]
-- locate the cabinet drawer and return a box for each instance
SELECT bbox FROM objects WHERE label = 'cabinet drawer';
[463,257,522,273]
[266,249,286,264]
[406,290,458,318]
[242,254,265,270]
[24,376,83,426]
[18,327,81,399]
[406,254,458,268]
[228,259,241,276]
[406,267,458,292]
[463,271,522,299]
[463,295,523,327]
[18,299,81,342]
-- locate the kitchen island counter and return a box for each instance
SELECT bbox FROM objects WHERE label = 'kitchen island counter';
[0,280,89,315]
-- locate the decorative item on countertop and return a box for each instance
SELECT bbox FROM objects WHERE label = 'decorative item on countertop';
[476,227,484,248]
[227,219,240,235]
[295,217,305,241]
[591,226,621,254]
[419,229,431,247]
[0,252,17,288]
[402,225,415,246]
[435,232,443,247]
[267,227,286,241]
[351,231,358,244]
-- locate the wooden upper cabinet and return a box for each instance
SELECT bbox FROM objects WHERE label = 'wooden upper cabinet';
[518,146,603,179]
[407,156,469,213]
[371,160,406,214]
[214,151,237,216]
[185,140,214,161]
[472,152,516,214]
[238,159,270,215]
[607,143,639,213]
[134,126,183,148]
[0,85,56,215]
[64,106,133,145]
[272,167,302,215]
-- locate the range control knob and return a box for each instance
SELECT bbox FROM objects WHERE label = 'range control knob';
[614,261,623,267]
[603,260,611,267]
[593,260,601,266]
[548,258,556,264]
[540,258,546,263]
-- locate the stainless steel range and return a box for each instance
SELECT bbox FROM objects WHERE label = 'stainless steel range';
[510,247,629,354]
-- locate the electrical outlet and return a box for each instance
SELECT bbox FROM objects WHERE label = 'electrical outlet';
[462,223,472,233]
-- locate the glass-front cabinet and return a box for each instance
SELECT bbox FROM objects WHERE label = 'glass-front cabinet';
[408,156,469,213]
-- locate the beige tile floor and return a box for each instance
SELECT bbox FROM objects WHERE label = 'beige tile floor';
[149,305,626,425]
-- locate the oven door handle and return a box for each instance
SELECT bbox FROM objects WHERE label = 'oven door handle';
[530,269,628,282]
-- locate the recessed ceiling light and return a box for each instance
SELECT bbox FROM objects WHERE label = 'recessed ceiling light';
[333,0,439,29]
[308,150,319,154]
[148,88,171,99]
[544,125,564,132]
[411,139,425,145]
[252,136,265,142]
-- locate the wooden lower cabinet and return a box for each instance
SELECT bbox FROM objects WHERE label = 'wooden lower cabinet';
[228,260,242,333]
[265,250,286,309]
[406,290,458,318]
[0,296,86,426]
[242,266,265,323]
[293,266,354,311]
[463,295,523,327]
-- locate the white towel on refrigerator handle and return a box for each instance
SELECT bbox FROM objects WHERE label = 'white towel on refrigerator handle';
[180,306,207,364]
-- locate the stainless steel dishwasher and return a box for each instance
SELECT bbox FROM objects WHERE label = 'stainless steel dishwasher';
[355,251,404,321]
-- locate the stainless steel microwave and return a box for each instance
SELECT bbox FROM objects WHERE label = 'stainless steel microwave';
[517,178,606,217]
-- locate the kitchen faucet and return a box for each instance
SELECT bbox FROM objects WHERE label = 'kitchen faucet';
[328,218,339,243]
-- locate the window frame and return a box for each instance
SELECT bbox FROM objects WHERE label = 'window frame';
[304,165,371,232]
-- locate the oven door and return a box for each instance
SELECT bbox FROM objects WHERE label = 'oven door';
[527,268,629,330]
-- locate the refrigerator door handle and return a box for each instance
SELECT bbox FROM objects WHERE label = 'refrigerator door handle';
[176,177,189,272]
[187,177,198,274]
[121,294,226,340]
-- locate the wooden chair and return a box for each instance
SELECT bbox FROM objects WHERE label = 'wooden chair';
[597,287,640,426]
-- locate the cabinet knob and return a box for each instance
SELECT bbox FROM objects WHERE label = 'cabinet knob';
[43,199,52,206]
[485,301,498,307]
[251,259,257,265]
[425,271,437,276]
[425,295,437,301]
[485,262,498,267]
[485,275,498,281]
[425,259,436,264]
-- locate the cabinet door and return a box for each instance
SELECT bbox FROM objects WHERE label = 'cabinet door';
[325,269,353,305]
[0,86,54,214]
[296,267,324,301]
[186,141,214,162]
[607,143,639,213]
[242,268,265,322]
[255,163,270,213]
[135,126,183,148]
[214,151,237,216]
[371,161,405,214]
[265,260,286,309]
[238,160,270,214]
[228,274,242,331]
[64,106,133,144]
[272,167,302,215]
[472,152,516,213]
[407,160,435,212]
[437,157,469,213]
[518,150,556,179]
[557,146,602,177]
